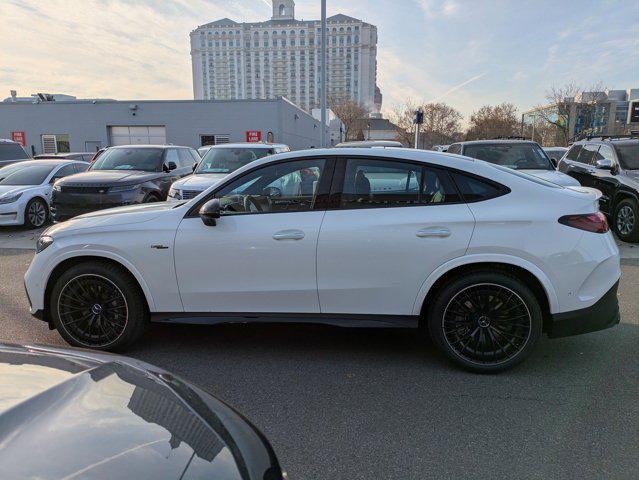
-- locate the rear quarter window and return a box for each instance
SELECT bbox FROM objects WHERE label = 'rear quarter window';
[451,171,510,202]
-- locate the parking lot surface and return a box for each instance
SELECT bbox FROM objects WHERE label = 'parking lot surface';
[0,233,638,479]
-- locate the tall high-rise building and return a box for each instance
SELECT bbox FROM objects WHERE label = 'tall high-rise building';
[190,0,380,112]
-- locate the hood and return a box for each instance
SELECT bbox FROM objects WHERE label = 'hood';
[57,170,163,186]
[523,169,581,187]
[0,343,282,480]
[0,185,34,197]
[174,173,228,190]
[45,202,178,235]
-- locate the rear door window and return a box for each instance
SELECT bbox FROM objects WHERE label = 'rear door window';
[339,158,460,209]
[577,144,599,165]
[565,145,582,161]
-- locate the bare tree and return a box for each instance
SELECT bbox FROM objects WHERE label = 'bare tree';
[392,101,463,148]
[536,82,606,146]
[329,98,370,141]
[465,103,519,140]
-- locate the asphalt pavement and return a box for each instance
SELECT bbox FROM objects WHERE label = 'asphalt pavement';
[0,233,638,479]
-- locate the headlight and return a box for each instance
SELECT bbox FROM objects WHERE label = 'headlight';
[52,185,62,192]
[110,184,141,193]
[36,235,54,253]
[0,192,23,204]
[168,188,182,200]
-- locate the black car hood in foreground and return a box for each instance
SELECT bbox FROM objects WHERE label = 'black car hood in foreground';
[0,344,283,480]
[57,170,165,185]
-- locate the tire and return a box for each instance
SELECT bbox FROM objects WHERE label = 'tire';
[614,198,639,243]
[24,197,49,229]
[144,193,161,203]
[427,270,542,373]
[49,261,147,351]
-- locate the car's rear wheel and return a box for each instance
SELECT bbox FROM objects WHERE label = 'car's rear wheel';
[50,262,147,351]
[614,198,639,243]
[24,198,48,228]
[427,271,542,373]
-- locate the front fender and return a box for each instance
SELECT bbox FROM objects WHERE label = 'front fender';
[26,247,157,313]
[411,254,560,316]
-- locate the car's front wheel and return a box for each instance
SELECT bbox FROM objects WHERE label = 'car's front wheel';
[614,198,639,243]
[427,271,542,373]
[24,197,48,228]
[49,262,147,351]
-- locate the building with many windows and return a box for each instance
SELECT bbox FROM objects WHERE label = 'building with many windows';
[522,88,639,145]
[190,0,380,113]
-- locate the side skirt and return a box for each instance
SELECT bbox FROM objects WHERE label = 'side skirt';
[150,312,419,329]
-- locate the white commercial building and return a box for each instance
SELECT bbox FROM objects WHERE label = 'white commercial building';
[190,0,380,113]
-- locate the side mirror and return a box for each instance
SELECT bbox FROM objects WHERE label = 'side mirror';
[550,158,558,169]
[168,161,177,171]
[192,162,198,172]
[199,198,220,226]
[49,177,59,184]
[596,159,612,170]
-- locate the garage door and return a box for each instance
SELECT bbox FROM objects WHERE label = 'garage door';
[109,126,166,146]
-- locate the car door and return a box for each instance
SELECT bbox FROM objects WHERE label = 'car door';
[572,144,600,187]
[316,157,475,316]
[558,144,584,182]
[174,157,331,313]
[590,144,620,215]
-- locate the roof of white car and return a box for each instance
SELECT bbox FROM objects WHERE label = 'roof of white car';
[1,159,83,168]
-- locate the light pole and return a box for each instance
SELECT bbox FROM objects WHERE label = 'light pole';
[320,0,327,148]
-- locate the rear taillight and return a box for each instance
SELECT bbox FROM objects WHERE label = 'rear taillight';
[558,212,609,233]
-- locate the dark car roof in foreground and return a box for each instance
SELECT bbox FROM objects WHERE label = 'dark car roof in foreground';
[0,343,282,480]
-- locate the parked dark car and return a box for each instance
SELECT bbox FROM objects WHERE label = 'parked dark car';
[0,138,31,167]
[51,145,199,221]
[558,136,639,242]
[447,139,580,186]
[0,343,285,479]
[34,152,94,162]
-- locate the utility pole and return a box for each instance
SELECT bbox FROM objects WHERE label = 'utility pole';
[414,109,424,149]
[320,0,327,148]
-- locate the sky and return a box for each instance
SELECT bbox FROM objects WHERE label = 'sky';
[1,0,638,123]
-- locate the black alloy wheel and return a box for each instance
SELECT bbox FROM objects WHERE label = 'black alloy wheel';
[50,262,147,350]
[25,198,48,228]
[615,198,639,243]
[428,271,542,372]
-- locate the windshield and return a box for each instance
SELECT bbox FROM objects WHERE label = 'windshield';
[0,143,30,161]
[464,143,554,170]
[0,163,54,185]
[196,148,273,174]
[90,148,164,172]
[615,143,639,170]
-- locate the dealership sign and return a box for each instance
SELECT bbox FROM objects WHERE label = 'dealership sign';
[11,131,26,146]
[630,101,639,123]
[246,130,262,142]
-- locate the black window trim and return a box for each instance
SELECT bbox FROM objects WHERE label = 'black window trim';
[329,155,510,210]
[184,154,511,218]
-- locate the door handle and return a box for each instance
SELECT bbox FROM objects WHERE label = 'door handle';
[273,229,305,240]
[416,227,451,238]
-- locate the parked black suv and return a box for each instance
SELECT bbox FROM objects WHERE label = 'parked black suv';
[51,145,199,221]
[558,137,639,242]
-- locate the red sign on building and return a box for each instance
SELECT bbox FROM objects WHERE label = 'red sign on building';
[246,130,262,143]
[11,131,26,146]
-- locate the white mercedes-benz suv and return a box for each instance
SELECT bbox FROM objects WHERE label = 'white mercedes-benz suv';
[24,148,621,372]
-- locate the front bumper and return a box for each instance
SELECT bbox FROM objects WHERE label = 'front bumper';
[547,280,620,338]
[51,190,146,221]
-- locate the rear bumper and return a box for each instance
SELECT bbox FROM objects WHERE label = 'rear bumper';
[547,280,620,338]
